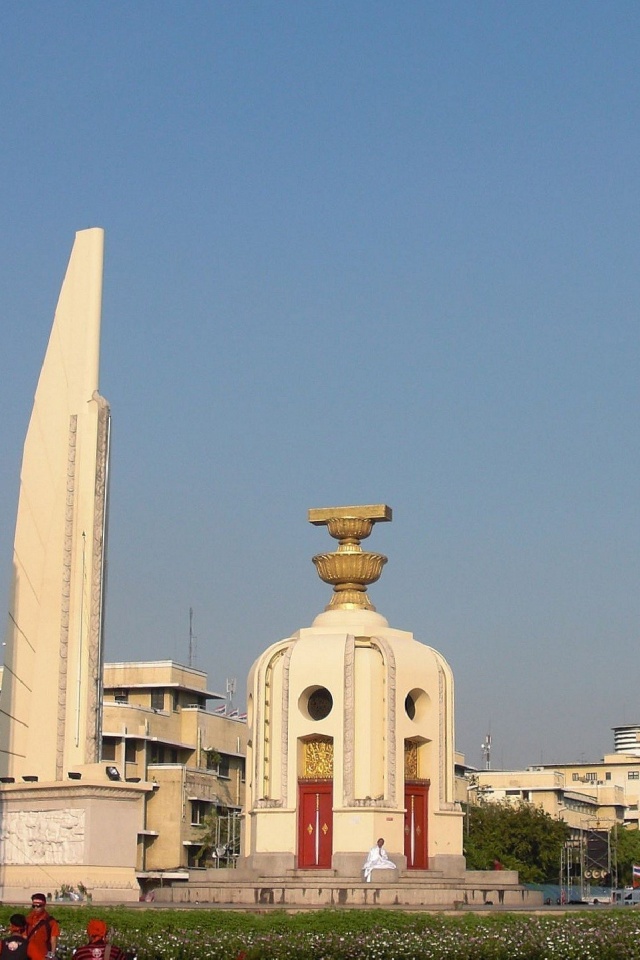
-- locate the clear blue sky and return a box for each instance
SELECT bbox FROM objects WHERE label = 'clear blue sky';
[1,2,639,770]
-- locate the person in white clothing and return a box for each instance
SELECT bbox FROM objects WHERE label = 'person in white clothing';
[362,837,396,882]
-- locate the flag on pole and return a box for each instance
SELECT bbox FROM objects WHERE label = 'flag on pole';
[632,864,640,888]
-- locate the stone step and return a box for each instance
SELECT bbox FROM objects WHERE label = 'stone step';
[192,876,518,890]
[162,880,542,908]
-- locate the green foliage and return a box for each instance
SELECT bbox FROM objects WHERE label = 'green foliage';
[2,908,640,960]
[203,747,221,770]
[464,799,570,883]
[194,807,239,864]
[612,825,640,886]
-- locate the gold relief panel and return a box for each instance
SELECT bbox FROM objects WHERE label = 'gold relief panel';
[404,740,418,779]
[302,738,334,779]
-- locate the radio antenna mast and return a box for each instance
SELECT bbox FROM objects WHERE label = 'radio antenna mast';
[481,733,492,770]
[188,607,197,667]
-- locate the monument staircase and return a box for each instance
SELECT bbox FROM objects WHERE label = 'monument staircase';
[154,865,543,909]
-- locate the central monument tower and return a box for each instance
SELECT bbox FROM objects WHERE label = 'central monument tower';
[243,504,464,877]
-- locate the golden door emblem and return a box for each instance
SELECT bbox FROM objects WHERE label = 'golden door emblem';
[322,822,329,834]
[302,738,334,779]
[404,741,418,779]
[307,823,314,835]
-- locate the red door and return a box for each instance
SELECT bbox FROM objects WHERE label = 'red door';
[298,780,333,868]
[404,782,429,869]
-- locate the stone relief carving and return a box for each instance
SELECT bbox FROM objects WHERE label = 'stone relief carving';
[351,797,389,807]
[253,660,264,802]
[255,798,283,809]
[438,661,446,805]
[56,416,77,780]
[342,635,355,804]
[0,809,85,865]
[254,644,291,807]
[86,396,110,762]
[280,645,292,802]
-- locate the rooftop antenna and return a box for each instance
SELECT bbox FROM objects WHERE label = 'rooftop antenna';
[226,677,236,713]
[481,734,492,770]
[188,607,197,667]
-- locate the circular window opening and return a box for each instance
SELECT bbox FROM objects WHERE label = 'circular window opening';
[405,688,429,722]
[308,687,333,721]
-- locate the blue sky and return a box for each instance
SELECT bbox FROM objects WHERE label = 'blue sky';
[1,2,639,769]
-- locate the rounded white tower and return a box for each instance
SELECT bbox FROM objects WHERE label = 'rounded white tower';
[243,505,464,877]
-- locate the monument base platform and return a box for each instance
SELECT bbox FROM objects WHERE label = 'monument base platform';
[152,868,543,909]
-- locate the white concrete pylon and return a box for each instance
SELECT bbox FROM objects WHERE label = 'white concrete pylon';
[0,228,110,782]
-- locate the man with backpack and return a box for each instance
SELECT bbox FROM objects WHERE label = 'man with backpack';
[25,895,59,960]
[0,914,29,960]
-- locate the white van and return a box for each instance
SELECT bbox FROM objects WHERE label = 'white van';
[612,888,640,905]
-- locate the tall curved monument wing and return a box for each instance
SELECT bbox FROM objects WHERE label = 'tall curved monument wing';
[0,228,110,781]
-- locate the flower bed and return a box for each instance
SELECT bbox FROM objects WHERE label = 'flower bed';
[4,906,640,960]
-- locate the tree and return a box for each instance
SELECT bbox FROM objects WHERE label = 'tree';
[195,807,241,867]
[464,799,570,883]
[612,825,640,887]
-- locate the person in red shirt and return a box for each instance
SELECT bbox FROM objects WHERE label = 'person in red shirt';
[72,921,126,960]
[25,895,59,960]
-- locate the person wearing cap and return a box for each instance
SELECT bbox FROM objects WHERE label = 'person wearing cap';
[0,914,29,960]
[25,896,59,960]
[72,921,126,960]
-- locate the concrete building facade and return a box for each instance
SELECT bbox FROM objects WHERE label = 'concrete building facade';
[102,660,247,884]
[468,768,627,834]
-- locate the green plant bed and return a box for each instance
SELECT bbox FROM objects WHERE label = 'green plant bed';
[3,907,640,960]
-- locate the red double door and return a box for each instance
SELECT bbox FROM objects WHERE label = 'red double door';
[298,779,427,870]
[404,782,429,869]
[298,780,333,868]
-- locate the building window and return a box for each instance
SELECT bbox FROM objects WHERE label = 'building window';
[190,800,210,825]
[186,845,201,868]
[628,771,640,780]
[217,754,231,779]
[585,773,597,781]
[151,690,165,711]
[173,690,179,711]
[606,772,611,780]
[125,740,136,763]
[114,690,128,704]
[102,739,116,761]
[572,773,580,781]
[240,758,246,783]
[150,744,163,764]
